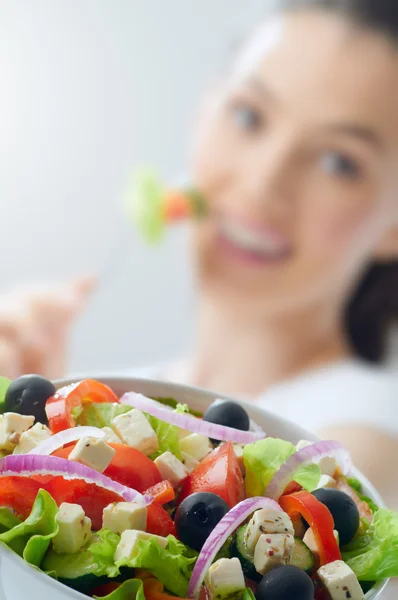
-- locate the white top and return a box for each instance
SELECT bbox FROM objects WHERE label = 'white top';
[131,359,398,438]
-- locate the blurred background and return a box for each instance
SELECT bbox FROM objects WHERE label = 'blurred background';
[1,0,397,375]
[0,0,267,374]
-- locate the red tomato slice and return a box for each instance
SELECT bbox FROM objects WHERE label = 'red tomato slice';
[45,476,121,530]
[0,477,43,519]
[45,379,119,433]
[53,442,162,493]
[144,480,175,505]
[146,502,176,537]
[177,443,244,509]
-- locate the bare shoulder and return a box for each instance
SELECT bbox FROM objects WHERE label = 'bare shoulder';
[317,423,398,509]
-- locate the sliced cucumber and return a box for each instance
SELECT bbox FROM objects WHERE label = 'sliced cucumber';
[291,538,314,574]
[231,525,261,583]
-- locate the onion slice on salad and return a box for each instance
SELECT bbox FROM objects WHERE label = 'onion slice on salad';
[0,454,147,505]
[187,497,282,598]
[120,393,266,444]
[28,426,106,456]
[265,440,352,500]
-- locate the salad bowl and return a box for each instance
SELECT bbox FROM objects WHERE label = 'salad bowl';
[0,376,390,600]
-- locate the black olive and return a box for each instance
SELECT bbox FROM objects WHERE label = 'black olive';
[312,488,360,545]
[174,492,229,551]
[203,401,250,444]
[255,565,314,600]
[4,374,55,423]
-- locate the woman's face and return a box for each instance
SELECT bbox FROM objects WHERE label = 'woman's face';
[191,11,398,319]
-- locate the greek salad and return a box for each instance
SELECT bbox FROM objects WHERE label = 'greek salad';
[0,375,396,600]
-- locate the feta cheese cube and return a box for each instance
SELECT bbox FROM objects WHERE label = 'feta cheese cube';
[101,427,122,444]
[316,475,337,490]
[111,410,158,456]
[253,533,295,575]
[296,440,337,477]
[179,434,212,462]
[115,530,168,563]
[103,502,147,534]
[245,508,294,554]
[0,413,35,451]
[205,558,245,600]
[69,437,115,473]
[154,451,189,488]
[232,444,245,475]
[181,451,200,472]
[53,503,92,554]
[304,527,339,555]
[318,560,364,600]
[13,422,52,454]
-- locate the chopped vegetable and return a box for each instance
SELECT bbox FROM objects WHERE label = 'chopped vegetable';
[243,438,321,497]
[280,491,342,566]
[46,380,119,434]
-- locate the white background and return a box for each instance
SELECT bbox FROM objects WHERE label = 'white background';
[1,1,396,374]
[0,0,266,373]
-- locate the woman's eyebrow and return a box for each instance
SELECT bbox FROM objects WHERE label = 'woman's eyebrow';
[324,123,384,151]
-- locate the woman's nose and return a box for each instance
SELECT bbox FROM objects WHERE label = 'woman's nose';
[238,141,297,216]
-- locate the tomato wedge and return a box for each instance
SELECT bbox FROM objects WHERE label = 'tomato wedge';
[0,477,43,520]
[145,480,175,505]
[280,491,341,566]
[45,379,119,433]
[53,442,162,492]
[177,443,244,509]
[143,577,189,600]
[146,502,176,537]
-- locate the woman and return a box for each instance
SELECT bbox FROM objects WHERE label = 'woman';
[1,0,398,510]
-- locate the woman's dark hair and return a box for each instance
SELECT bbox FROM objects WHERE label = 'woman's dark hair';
[268,0,398,363]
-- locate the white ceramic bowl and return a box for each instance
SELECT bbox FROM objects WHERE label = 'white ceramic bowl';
[0,377,390,600]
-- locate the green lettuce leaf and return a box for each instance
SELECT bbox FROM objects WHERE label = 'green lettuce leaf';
[0,489,59,566]
[94,579,146,600]
[42,528,121,581]
[126,168,165,244]
[0,508,21,533]
[342,508,398,580]
[153,397,202,417]
[115,534,197,596]
[0,376,11,413]
[76,403,131,428]
[347,478,379,514]
[243,438,321,496]
[243,589,256,600]
[145,413,182,460]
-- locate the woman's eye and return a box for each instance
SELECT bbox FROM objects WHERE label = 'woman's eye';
[320,152,361,180]
[230,104,262,132]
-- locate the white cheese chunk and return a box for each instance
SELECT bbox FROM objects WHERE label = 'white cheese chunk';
[318,560,364,600]
[0,413,35,451]
[296,440,337,477]
[114,530,167,563]
[154,451,189,488]
[181,451,200,472]
[101,427,122,444]
[179,433,212,462]
[253,533,295,575]
[245,508,294,554]
[304,527,339,555]
[316,474,337,490]
[53,503,92,554]
[111,410,158,456]
[102,502,147,534]
[232,444,245,475]
[205,558,245,600]
[13,422,52,454]
[69,436,115,473]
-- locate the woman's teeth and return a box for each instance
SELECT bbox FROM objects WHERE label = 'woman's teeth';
[219,218,290,258]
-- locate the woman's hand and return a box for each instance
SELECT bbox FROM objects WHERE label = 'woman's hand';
[0,277,95,381]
